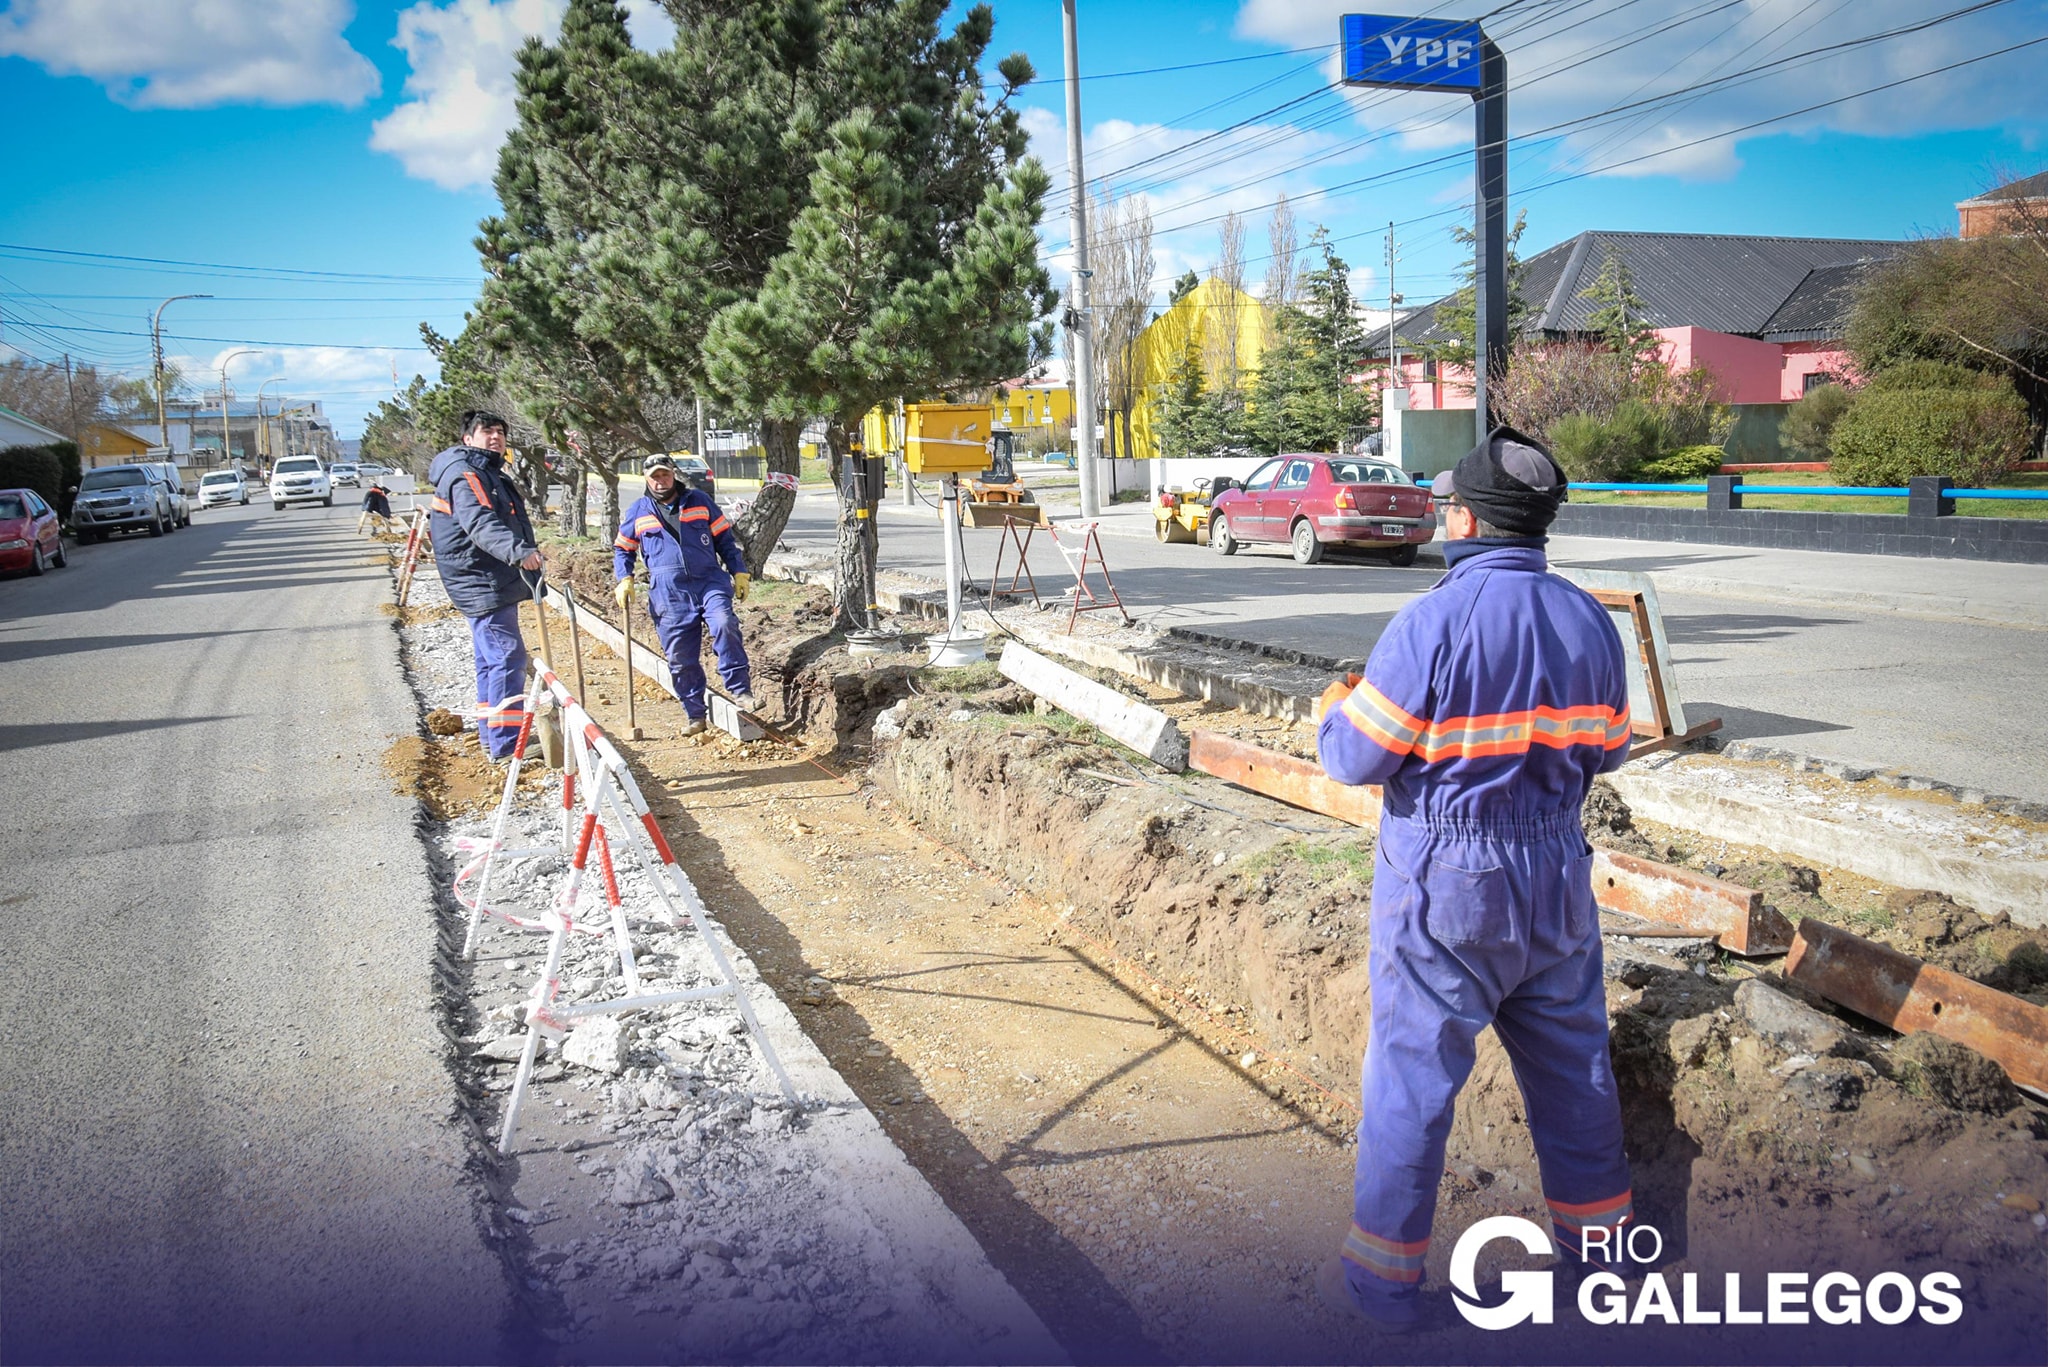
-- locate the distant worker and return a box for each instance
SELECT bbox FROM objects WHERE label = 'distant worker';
[356,480,393,534]
[428,410,544,762]
[1313,428,1635,1330]
[612,453,756,736]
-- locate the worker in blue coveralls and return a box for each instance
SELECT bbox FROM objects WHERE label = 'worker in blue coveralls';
[612,453,757,737]
[1313,427,1636,1331]
[428,409,545,762]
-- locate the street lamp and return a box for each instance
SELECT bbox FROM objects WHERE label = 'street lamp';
[153,294,213,451]
[218,349,257,471]
[256,378,287,469]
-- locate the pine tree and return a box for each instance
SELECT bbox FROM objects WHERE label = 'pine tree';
[1245,230,1376,453]
[1423,210,1530,372]
[1580,247,1661,374]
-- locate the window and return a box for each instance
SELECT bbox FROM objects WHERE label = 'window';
[0,496,26,520]
[79,468,147,489]
[1276,460,1314,491]
[1802,371,1840,394]
[1240,459,1283,493]
[26,492,48,515]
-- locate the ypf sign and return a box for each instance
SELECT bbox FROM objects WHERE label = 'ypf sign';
[1340,14,1484,92]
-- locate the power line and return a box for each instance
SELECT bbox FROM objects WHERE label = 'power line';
[21,320,435,352]
[0,241,478,285]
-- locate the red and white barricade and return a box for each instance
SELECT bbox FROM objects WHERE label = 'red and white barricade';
[455,657,799,1153]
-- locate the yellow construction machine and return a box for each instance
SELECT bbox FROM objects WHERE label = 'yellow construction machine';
[1152,476,1222,544]
[964,429,1045,527]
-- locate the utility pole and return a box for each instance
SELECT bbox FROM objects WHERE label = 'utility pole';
[1062,0,1099,519]
[693,395,706,458]
[152,294,211,452]
[63,353,81,453]
[1472,36,1507,442]
[1384,223,1400,385]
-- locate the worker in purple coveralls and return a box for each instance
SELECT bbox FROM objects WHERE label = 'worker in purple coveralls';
[612,453,757,737]
[427,410,545,762]
[1313,427,1636,1330]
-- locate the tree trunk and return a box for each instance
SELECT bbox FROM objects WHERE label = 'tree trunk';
[826,422,875,631]
[732,416,801,576]
[559,464,588,538]
[598,466,621,545]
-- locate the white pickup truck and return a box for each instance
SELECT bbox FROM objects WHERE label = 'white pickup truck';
[270,457,332,510]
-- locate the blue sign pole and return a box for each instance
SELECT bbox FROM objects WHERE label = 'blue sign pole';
[1341,14,1506,442]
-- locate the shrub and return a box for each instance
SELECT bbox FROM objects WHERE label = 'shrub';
[1829,383,2031,486]
[1492,343,1638,442]
[1637,444,1726,481]
[1863,360,1991,393]
[1783,384,1854,460]
[0,444,65,516]
[1549,401,1672,481]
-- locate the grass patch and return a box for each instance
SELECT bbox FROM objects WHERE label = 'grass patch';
[1844,902,1895,936]
[1240,837,1375,883]
[1571,470,2048,517]
[918,658,1005,692]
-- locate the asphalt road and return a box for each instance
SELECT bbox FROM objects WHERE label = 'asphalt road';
[780,490,2048,806]
[0,501,513,1362]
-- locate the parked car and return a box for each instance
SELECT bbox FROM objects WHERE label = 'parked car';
[140,461,193,527]
[71,464,176,541]
[270,456,333,510]
[671,454,716,498]
[198,469,251,508]
[330,462,361,488]
[0,486,66,574]
[1208,454,1436,566]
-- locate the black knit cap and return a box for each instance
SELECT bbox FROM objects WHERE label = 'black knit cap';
[1429,424,1569,535]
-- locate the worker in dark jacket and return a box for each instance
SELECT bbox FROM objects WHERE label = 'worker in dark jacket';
[613,453,755,736]
[428,410,543,760]
[1314,428,1635,1330]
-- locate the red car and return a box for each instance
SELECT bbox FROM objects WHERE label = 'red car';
[1209,454,1436,566]
[0,486,67,576]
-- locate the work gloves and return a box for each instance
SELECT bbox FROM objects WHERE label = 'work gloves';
[1314,673,1365,722]
[614,578,641,609]
[732,572,751,602]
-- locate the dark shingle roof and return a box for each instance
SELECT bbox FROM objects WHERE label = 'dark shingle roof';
[1756,261,1888,342]
[1962,170,2048,204]
[1399,230,1909,346]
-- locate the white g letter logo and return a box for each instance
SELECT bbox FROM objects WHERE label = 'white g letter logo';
[1449,1216,1555,1330]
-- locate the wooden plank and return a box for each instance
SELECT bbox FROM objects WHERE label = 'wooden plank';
[1186,730,1381,827]
[998,642,1189,771]
[1592,847,1789,956]
[1786,917,2048,1094]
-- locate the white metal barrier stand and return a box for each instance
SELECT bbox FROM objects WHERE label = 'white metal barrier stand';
[478,656,800,1153]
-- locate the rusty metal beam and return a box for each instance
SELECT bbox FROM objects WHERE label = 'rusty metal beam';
[1786,917,2048,1094]
[1593,848,1789,956]
[1187,728,1784,955]
[1187,730,1382,828]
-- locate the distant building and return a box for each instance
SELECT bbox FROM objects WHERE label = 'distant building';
[1391,230,1912,409]
[81,422,153,467]
[112,397,336,467]
[1956,169,2048,239]
[0,403,66,450]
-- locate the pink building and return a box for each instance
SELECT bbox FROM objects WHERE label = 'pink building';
[1389,231,1906,409]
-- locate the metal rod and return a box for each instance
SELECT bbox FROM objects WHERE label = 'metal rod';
[563,588,588,703]
[620,589,642,739]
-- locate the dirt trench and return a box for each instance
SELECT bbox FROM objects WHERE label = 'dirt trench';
[461,557,2047,1363]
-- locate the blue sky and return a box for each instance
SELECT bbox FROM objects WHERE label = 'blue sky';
[2,0,2043,438]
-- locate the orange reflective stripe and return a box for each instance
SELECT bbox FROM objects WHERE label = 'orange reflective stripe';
[431,496,452,514]
[634,515,661,534]
[1340,686,1629,764]
[709,516,731,535]
[462,471,492,508]
[677,506,710,522]
[614,535,639,551]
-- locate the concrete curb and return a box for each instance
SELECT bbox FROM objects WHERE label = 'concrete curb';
[1607,766,2048,929]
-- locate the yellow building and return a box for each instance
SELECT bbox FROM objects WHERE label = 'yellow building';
[1127,276,1269,460]
[82,423,154,468]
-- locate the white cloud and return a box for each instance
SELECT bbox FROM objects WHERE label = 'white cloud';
[1025,103,1378,300]
[174,346,437,440]
[0,0,380,108]
[1236,0,2048,184]
[369,0,675,192]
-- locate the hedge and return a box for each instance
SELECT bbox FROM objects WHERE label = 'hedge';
[1829,384,2031,487]
[0,442,79,519]
[1636,444,1726,481]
